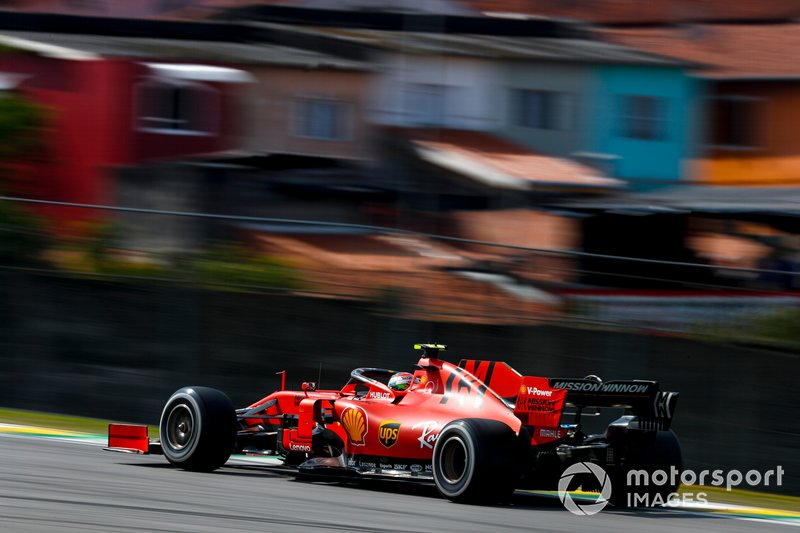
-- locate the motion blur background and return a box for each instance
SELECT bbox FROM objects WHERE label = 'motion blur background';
[0,0,797,493]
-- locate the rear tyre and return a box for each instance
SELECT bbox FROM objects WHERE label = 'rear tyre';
[159,386,236,472]
[611,429,683,507]
[432,419,518,504]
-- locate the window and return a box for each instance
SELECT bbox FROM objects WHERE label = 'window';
[136,79,218,135]
[512,89,573,130]
[292,98,352,141]
[709,96,760,149]
[617,95,669,141]
[403,84,448,126]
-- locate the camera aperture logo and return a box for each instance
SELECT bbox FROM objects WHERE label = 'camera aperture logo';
[558,462,612,516]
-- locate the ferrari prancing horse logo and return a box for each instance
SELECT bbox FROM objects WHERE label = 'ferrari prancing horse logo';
[378,420,401,448]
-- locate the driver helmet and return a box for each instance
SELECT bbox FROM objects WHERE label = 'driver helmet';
[388,372,414,392]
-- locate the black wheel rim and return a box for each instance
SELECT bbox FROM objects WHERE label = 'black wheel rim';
[166,403,194,451]
[440,436,468,484]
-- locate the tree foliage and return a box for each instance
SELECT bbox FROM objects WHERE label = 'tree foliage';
[0,93,48,262]
[0,93,46,163]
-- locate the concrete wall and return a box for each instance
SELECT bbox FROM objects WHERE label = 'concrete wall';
[1,273,797,493]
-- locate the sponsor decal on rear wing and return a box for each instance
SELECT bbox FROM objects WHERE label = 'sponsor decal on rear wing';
[514,377,567,443]
[549,378,679,429]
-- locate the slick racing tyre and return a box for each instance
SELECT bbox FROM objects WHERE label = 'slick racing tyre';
[432,418,518,504]
[160,386,236,472]
[611,429,683,507]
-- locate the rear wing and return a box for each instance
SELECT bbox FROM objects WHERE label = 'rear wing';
[455,359,678,431]
[549,378,679,430]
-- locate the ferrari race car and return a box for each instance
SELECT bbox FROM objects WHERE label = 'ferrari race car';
[107,344,681,504]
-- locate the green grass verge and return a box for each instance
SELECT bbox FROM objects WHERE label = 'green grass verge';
[682,485,800,513]
[0,407,158,439]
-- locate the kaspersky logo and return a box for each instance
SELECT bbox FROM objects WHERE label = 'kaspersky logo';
[341,406,367,446]
[378,420,401,448]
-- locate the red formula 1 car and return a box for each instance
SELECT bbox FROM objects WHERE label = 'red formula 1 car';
[107,344,682,504]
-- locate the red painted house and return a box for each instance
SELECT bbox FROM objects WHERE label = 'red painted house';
[0,29,252,223]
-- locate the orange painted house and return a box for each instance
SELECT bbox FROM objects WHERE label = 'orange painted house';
[602,20,800,185]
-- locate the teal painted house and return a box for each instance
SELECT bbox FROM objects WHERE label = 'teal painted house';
[500,57,700,189]
[590,65,701,188]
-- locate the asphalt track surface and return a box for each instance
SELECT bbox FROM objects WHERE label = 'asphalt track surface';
[0,435,793,533]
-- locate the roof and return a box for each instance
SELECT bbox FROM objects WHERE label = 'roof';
[557,185,800,215]
[159,1,287,21]
[449,208,579,250]
[257,23,690,66]
[6,0,799,26]
[0,29,370,70]
[0,0,473,20]
[0,0,282,20]
[299,0,474,15]
[157,1,289,21]
[220,4,588,37]
[445,209,581,287]
[600,21,800,79]
[400,128,622,191]
[247,230,562,323]
[460,0,800,25]
[0,9,697,69]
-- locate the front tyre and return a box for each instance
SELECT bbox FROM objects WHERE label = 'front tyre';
[159,386,236,472]
[432,419,518,504]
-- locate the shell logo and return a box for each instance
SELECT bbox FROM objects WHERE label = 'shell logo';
[341,406,368,446]
[520,384,527,395]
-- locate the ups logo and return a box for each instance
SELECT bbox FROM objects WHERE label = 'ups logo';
[378,420,401,448]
